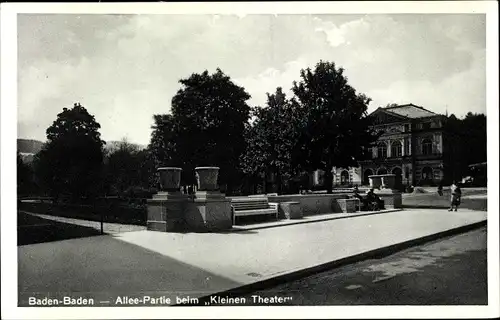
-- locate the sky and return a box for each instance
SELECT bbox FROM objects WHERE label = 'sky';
[17,13,486,145]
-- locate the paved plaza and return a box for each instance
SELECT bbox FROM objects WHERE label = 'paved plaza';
[18,208,487,306]
[223,227,488,305]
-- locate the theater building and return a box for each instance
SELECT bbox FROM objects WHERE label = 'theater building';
[313,103,462,188]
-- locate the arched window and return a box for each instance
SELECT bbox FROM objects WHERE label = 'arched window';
[422,139,433,155]
[391,141,402,158]
[377,142,387,158]
[340,170,349,185]
[363,169,373,185]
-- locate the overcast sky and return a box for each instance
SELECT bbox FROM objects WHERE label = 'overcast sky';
[17,14,486,145]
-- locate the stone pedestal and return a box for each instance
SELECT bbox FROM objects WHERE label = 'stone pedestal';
[147,192,187,232]
[279,201,302,219]
[184,191,232,232]
[375,189,403,209]
[337,198,359,213]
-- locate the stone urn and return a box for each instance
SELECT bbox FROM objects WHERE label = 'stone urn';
[380,174,396,189]
[195,167,220,191]
[368,175,382,189]
[157,167,182,192]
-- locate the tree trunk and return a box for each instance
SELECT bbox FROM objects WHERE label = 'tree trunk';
[277,170,282,195]
[262,173,267,194]
[324,164,333,194]
[226,183,233,196]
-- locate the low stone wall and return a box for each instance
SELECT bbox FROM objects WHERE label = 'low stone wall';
[267,193,351,216]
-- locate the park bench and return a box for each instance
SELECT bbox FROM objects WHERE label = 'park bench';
[230,197,279,225]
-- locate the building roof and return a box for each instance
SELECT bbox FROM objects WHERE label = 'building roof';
[382,103,438,119]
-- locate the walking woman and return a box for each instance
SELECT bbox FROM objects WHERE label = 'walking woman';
[449,181,462,211]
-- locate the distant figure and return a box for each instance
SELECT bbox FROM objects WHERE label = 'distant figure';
[449,181,462,211]
[437,183,443,196]
[366,188,383,211]
[352,186,363,200]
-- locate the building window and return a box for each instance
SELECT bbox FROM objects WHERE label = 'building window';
[404,124,410,132]
[422,167,433,181]
[404,139,410,155]
[391,141,402,158]
[422,138,433,155]
[340,170,349,185]
[377,142,387,158]
[422,122,431,130]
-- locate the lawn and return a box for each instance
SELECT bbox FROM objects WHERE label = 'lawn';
[17,211,102,245]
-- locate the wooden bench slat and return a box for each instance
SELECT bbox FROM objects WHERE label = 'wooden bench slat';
[232,201,268,204]
[233,209,277,216]
[232,204,269,209]
[232,202,269,205]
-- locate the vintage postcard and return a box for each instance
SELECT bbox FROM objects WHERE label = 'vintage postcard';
[1,1,499,319]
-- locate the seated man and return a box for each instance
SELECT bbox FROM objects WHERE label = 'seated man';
[351,186,366,210]
[366,188,384,211]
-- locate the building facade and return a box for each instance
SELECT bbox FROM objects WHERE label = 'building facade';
[312,104,462,188]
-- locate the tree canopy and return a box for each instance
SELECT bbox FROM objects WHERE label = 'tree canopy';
[149,114,177,168]
[33,103,105,202]
[445,112,487,179]
[241,87,299,193]
[460,112,486,166]
[17,152,37,196]
[291,60,379,193]
[103,138,156,198]
[149,69,252,193]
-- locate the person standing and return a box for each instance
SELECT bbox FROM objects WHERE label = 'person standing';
[449,181,462,211]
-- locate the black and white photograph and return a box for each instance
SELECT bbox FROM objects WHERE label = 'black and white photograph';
[1,2,499,319]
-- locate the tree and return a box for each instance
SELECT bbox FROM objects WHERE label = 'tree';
[161,68,252,194]
[460,112,486,165]
[241,87,299,194]
[291,60,379,193]
[104,139,156,198]
[444,112,487,182]
[33,103,105,202]
[149,114,177,166]
[17,152,36,196]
